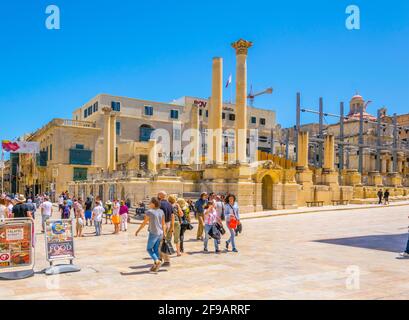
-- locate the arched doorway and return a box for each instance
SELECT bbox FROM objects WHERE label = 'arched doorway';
[262,175,273,210]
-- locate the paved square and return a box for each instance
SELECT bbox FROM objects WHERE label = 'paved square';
[1,204,409,300]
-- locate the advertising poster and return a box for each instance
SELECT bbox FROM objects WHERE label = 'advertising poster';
[0,220,33,269]
[45,219,75,261]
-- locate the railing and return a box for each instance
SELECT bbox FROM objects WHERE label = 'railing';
[61,119,97,128]
[88,169,153,181]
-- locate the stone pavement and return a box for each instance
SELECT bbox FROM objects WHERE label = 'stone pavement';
[2,203,409,300]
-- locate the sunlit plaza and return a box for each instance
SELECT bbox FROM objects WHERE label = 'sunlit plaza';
[1,202,409,300]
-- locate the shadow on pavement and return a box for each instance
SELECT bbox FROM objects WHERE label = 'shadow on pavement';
[315,233,408,253]
[120,269,168,276]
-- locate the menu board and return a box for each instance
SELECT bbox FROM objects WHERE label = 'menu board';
[0,220,33,269]
[45,219,75,261]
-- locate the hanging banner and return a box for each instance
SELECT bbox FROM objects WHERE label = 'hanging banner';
[1,140,40,154]
[0,218,34,277]
[45,219,75,261]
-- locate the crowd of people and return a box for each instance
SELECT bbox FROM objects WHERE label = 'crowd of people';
[136,191,241,272]
[0,190,242,274]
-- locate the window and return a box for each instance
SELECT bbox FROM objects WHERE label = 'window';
[140,125,154,142]
[144,105,153,116]
[222,112,226,119]
[88,106,93,116]
[260,118,266,125]
[73,168,88,181]
[229,114,235,121]
[111,101,121,111]
[84,109,88,118]
[116,121,121,136]
[93,102,98,112]
[49,144,53,161]
[37,151,48,167]
[205,110,208,117]
[199,109,203,116]
[251,116,257,124]
[170,110,179,119]
[75,144,84,149]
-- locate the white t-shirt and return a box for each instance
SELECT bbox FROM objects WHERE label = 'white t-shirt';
[112,202,120,216]
[92,205,105,222]
[40,201,53,216]
[58,196,64,205]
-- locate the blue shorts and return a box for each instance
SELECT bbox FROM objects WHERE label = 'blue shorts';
[85,210,92,219]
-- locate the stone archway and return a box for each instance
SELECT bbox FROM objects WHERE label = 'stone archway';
[262,174,273,210]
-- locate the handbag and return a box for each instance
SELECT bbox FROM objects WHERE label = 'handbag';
[227,204,238,229]
[208,224,221,240]
[236,223,242,234]
[161,239,175,255]
[215,222,226,235]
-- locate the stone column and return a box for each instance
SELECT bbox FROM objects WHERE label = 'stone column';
[232,39,252,164]
[297,131,309,169]
[323,135,335,171]
[102,107,111,171]
[109,113,117,172]
[381,155,387,174]
[148,139,157,173]
[208,57,223,164]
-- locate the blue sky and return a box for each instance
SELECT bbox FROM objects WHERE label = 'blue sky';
[0,0,408,142]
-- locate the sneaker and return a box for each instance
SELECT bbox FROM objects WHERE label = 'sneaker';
[204,248,208,252]
[152,260,162,272]
[399,252,409,257]
[215,249,221,254]
[232,248,238,253]
[225,241,229,250]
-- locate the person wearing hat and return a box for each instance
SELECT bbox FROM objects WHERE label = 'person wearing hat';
[12,194,33,219]
[104,200,113,224]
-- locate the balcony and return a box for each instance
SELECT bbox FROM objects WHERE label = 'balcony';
[69,148,92,165]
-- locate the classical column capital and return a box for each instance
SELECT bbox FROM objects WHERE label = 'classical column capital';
[231,39,253,55]
[102,106,112,115]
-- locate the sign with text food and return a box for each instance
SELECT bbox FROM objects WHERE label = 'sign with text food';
[0,219,33,270]
[45,219,75,261]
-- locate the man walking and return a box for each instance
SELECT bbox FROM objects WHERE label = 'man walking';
[195,192,208,240]
[92,200,105,236]
[377,189,383,205]
[39,196,53,233]
[384,189,390,205]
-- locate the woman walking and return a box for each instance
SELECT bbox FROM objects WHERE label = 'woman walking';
[135,197,166,273]
[119,200,129,232]
[112,199,120,234]
[168,195,183,256]
[75,198,85,237]
[203,202,221,253]
[177,198,191,253]
[224,194,240,253]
